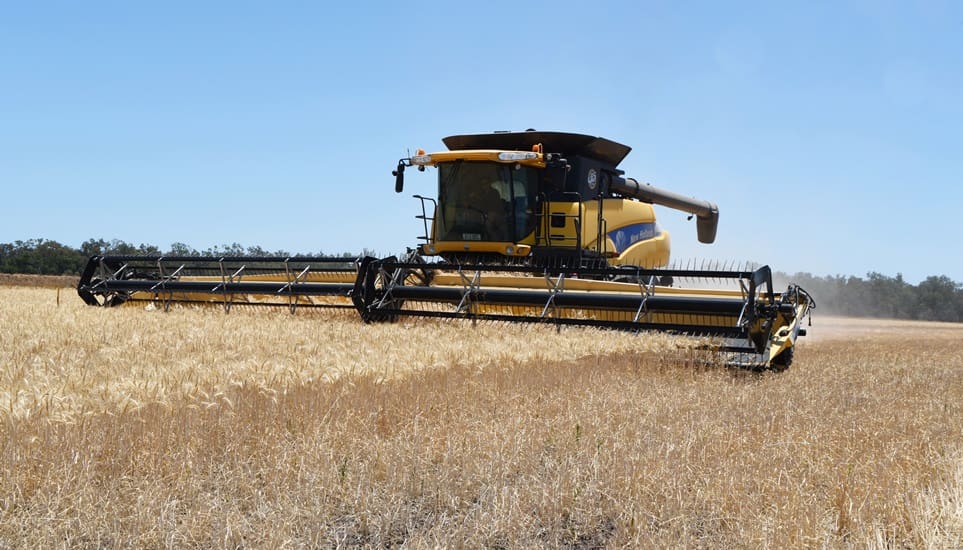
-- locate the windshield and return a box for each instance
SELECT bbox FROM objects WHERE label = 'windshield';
[436,162,538,243]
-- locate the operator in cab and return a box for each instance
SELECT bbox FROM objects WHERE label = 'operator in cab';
[455,180,510,241]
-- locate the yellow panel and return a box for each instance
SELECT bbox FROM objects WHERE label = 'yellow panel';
[184,272,357,284]
[429,272,747,298]
[119,271,357,309]
[124,291,352,308]
[540,199,669,267]
[425,196,671,268]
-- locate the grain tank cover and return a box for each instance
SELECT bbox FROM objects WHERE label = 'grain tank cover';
[443,131,632,167]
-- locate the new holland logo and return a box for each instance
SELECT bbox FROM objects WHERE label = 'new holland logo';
[609,223,658,253]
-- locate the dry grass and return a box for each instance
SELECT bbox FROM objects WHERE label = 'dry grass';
[1,285,962,547]
[0,273,77,288]
[0,287,681,423]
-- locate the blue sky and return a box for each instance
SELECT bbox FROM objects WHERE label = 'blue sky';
[2,1,961,283]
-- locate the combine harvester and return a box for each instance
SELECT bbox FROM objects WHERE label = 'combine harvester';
[78,130,813,370]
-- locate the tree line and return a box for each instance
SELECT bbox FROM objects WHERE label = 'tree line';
[2,238,962,322]
[779,271,963,323]
[0,238,357,277]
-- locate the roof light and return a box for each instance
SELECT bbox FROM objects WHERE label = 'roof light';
[411,154,432,165]
[497,151,538,162]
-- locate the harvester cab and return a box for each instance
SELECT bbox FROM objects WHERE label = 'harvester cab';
[78,130,813,370]
[393,131,719,271]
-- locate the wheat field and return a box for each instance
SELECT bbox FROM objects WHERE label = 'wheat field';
[1,284,961,547]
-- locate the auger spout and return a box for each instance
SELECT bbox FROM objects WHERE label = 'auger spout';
[611,178,720,244]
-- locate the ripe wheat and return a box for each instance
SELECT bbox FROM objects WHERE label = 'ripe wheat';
[1,284,960,547]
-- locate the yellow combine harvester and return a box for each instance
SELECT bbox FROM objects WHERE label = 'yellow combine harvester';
[78,130,813,370]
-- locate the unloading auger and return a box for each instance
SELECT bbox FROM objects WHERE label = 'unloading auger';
[77,130,813,369]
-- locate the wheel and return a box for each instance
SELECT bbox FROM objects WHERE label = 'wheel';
[769,346,794,372]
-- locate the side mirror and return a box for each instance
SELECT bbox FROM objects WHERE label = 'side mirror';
[393,162,405,193]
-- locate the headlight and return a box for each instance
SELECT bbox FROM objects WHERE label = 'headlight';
[411,154,432,165]
[497,152,538,162]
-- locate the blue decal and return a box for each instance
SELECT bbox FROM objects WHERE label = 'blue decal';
[609,223,659,253]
